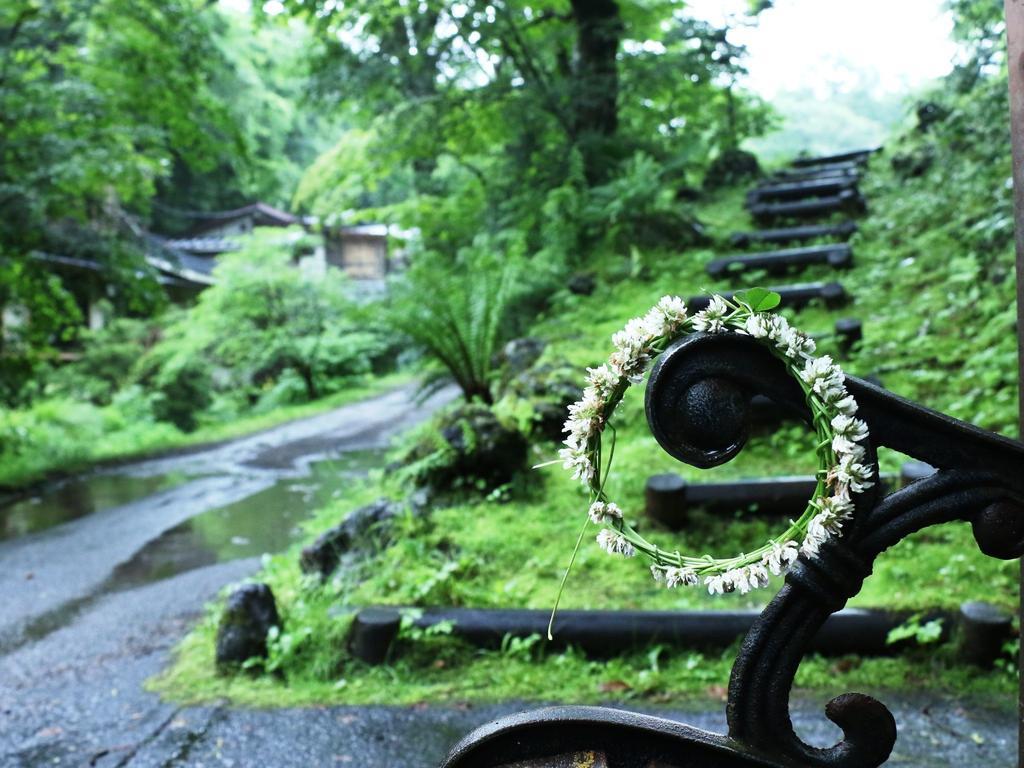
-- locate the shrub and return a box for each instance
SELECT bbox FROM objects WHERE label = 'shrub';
[45,317,160,406]
[583,152,705,252]
[151,358,213,432]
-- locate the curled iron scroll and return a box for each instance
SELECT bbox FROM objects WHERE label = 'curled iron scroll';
[645,332,1024,768]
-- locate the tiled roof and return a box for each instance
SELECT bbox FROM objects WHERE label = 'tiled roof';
[188,202,301,235]
[162,236,241,255]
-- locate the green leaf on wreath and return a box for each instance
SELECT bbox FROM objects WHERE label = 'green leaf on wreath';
[736,287,781,312]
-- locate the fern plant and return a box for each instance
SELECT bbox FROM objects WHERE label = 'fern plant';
[385,251,520,404]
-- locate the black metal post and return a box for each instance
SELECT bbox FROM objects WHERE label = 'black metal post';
[1002,2,1024,764]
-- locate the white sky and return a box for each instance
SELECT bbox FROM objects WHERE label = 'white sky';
[221,0,958,100]
[685,0,958,98]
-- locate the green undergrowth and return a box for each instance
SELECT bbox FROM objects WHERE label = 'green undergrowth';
[157,615,1015,707]
[159,118,1022,706]
[0,372,410,492]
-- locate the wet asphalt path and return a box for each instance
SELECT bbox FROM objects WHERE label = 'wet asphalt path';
[0,383,1017,766]
[0,383,457,767]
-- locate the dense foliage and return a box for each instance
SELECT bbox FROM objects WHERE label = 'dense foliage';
[288,1,768,268]
[0,229,396,487]
[0,2,336,403]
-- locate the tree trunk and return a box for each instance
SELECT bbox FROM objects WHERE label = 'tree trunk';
[295,361,319,401]
[569,0,622,182]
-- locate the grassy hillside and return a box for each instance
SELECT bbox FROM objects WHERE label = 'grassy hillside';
[155,100,1022,706]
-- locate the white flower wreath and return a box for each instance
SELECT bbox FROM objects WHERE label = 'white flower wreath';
[555,289,874,597]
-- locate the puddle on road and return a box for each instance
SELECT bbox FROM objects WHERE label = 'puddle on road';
[108,450,382,590]
[0,473,191,541]
[1,449,383,654]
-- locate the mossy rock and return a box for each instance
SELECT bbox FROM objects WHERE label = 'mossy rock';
[397,404,529,493]
[704,148,761,189]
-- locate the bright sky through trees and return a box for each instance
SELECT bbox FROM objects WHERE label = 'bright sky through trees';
[687,0,957,98]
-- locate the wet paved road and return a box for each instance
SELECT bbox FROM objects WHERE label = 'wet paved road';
[0,383,1017,767]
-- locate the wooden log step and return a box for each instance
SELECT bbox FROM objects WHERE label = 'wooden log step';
[645,473,895,526]
[771,162,862,182]
[791,147,879,167]
[746,176,859,206]
[750,190,866,223]
[403,605,948,656]
[348,607,401,664]
[706,243,853,277]
[687,281,849,312]
[730,221,858,248]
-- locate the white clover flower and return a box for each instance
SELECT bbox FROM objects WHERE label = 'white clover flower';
[801,515,833,558]
[776,326,816,359]
[814,509,847,536]
[656,295,688,324]
[565,389,603,435]
[614,317,655,351]
[831,435,865,460]
[641,309,670,339]
[705,574,731,595]
[596,529,636,558]
[800,527,826,558]
[664,567,699,588]
[747,563,770,590]
[586,365,621,398]
[692,295,730,333]
[568,387,602,416]
[650,565,665,582]
[588,501,623,524]
[743,314,771,338]
[563,417,596,446]
[608,346,650,382]
[831,454,874,493]
[817,492,854,520]
[765,313,790,341]
[831,414,869,443]
[559,446,594,484]
[725,567,753,595]
[824,391,858,415]
[810,510,843,539]
[763,540,799,576]
[800,356,845,399]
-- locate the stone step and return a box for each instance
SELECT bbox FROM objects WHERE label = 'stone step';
[687,281,849,312]
[791,147,879,167]
[730,221,858,248]
[746,176,860,205]
[749,190,866,223]
[707,243,853,277]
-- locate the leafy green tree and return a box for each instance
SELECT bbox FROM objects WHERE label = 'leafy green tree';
[0,1,340,403]
[0,0,230,401]
[286,0,768,269]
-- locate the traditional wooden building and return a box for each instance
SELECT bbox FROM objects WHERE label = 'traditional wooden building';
[323,224,390,279]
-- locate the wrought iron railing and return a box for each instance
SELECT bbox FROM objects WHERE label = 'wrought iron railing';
[441,331,1024,768]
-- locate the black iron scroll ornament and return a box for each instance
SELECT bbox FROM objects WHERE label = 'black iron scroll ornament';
[440,332,1024,768]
